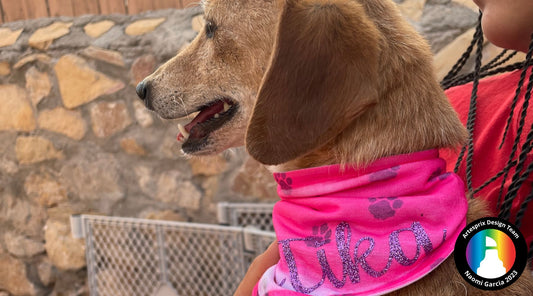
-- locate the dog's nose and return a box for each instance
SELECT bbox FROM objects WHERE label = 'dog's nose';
[135,80,154,110]
[136,80,148,100]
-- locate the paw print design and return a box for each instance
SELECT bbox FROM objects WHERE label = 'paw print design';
[275,173,293,190]
[304,223,332,248]
[429,168,451,182]
[368,197,404,220]
[369,166,401,182]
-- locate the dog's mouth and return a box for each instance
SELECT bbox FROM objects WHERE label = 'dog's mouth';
[177,98,238,153]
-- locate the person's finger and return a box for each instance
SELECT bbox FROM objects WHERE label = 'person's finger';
[234,239,280,296]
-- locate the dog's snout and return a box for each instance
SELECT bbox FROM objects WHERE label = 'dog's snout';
[136,80,148,100]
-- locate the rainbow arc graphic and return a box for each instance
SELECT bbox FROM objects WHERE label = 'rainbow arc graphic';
[466,229,516,278]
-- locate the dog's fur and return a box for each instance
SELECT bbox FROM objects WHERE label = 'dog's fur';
[141,0,533,294]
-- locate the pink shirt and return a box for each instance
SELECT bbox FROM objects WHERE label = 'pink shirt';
[255,150,467,295]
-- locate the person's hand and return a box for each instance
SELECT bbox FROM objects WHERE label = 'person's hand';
[234,239,280,296]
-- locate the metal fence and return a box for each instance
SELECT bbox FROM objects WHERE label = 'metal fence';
[217,202,275,232]
[74,203,276,296]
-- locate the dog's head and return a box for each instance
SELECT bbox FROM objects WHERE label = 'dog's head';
[139,0,467,167]
[137,0,281,156]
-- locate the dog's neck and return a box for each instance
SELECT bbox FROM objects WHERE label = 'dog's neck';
[274,88,467,173]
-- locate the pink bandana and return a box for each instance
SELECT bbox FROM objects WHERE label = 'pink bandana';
[254,150,467,295]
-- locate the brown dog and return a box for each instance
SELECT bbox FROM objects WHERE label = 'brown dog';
[138,0,533,294]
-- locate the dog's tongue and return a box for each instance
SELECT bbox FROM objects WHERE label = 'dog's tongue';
[177,101,225,141]
[185,101,224,132]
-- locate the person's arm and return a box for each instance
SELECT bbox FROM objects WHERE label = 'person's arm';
[234,239,280,296]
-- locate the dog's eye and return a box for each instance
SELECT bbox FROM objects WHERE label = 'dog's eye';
[205,21,217,39]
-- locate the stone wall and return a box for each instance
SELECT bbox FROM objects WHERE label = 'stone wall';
[0,7,280,296]
[0,1,523,295]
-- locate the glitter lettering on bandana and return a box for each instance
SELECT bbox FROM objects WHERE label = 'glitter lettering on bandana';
[279,222,434,294]
[258,150,467,296]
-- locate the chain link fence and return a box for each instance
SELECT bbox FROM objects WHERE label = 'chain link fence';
[74,203,276,296]
[217,202,275,232]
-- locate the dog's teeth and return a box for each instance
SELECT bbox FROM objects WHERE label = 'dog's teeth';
[177,124,189,140]
[214,113,220,119]
[223,102,230,112]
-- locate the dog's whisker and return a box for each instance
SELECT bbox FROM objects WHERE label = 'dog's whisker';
[177,96,193,119]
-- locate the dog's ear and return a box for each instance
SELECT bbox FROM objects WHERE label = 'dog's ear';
[246,0,382,165]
